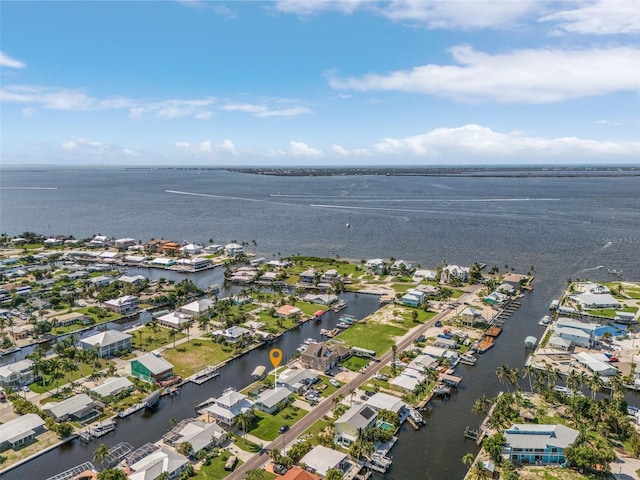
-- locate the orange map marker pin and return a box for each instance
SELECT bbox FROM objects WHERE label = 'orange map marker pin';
[270,348,283,368]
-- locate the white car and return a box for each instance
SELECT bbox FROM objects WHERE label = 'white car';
[21,386,30,392]
[330,379,340,387]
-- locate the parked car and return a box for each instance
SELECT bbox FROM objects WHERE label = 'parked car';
[278,425,290,434]
[273,464,288,475]
[330,379,340,387]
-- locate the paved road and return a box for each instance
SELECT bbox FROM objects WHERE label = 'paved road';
[226,289,478,479]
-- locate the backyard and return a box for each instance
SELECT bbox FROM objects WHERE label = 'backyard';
[249,405,309,441]
[162,339,232,377]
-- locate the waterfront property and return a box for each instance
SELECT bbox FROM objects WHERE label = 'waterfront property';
[276,368,319,393]
[156,310,194,329]
[254,387,292,414]
[300,445,350,478]
[43,393,102,423]
[125,443,189,480]
[0,358,35,388]
[203,388,254,428]
[90,377,134,400]
[80,330,132,357]
[573,352,618,376]
[568,292,621,309]
[104,294,139,315]
[130,354,174,385]
[502,424,579,465]
[179,298,215,319]
[334,404,378,446]
[0,413,46,451]
[300,342,342,373]
[163,418,228,455]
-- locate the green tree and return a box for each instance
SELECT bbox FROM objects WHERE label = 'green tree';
[482,432,506,463]
[97,468,127,480]
[468,460,491,480]
[93,443,110,466]
[325,468,344,480]
[177,441,192,457]
[245,470,266,480]
[462,452,475,467]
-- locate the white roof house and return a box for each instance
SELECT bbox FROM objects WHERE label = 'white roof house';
[180,243,203,254]
[441,265,469,283]
[276,368,319,392]
[90,377,134,398]
[254,387,292,414]
[80,329,133,357]
[365,392,407,415]
[204,388,254,427]
[224,243,245,257]
[573,352,618,376]
[43,393,101,422]
[156,311,193,329]
[556,318,598,336]
[179,299,215,318]
[0,359,34,388]
[128,444,189,480]
[118,274,147,284]
[569,292,620,309]
[413,269,437,281]
[555,327,592,347]
[300,445,349,477]
[215,326,251,342]
[548,336,573,351]
[163,419,227,453]
[389,370,425,391]
[0,413,46,450]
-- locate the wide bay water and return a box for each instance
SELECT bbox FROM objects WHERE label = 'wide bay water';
[1,166,639,479]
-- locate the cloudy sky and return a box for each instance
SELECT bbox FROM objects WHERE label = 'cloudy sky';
[1,0,639,166]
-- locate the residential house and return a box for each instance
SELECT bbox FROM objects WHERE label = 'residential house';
[80,330,132,357]
[163,418,228,455]
[117,274,147,285]
[91,276,113,288]
[43,238,63,247]
[51,312,92,328]
[573,352,618,377]
[299,269,317,285]
[224,243,245,257]
[114,238,136,249]
[176,257,212,271]
[320,269,340,284]
[555,318,597,344]
[365,259,386,275]
[365,392,408,418]
[413,269,437,281]
[104,295,139,315]
[502,424,579,465]
[254,387,292,414]
[441,265,469,284]
[131,354,174,384]
[0,359,34,388]
[89,236,110,248]
[204,388,254,427]
[276,368,319,393]
[615,311,636,323]
[90,377,134,399]
[390,260,413,276]
[179,299,215,319]
[179,243,203,255]
[280,467,321,480]
[300,445,349,478]
[276,305,302,319]
[300,342,338,373]
[156,311,193,329]
[553,327,592,348]
[460,307,484,326]
[150,257,177,268]
[434,337,458,349]
[334,404,378,446]
[401,288,426,307]
[0,413,46,451]
[568,292,621,309]
[216,326,251,343]
[43,393,102,423]
[126,443,189,480]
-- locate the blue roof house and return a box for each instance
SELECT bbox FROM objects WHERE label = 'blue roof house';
[502,424,579,465]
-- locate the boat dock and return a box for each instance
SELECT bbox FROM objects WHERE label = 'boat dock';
[188,365,221,385]
[195,396,217,413]
[117,402,145,418]
[78,419,116,442]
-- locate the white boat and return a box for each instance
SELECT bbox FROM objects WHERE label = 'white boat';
[304,338,317,345]
[336,322,350,329]
[459,353,477,365]
[297,344,308,353]
[433,385,451,396]
[538,315,550,326]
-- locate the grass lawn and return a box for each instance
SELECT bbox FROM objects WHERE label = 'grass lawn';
[77,307,121,322]
[256,312,298,333]
[162,340,232,377]
[340,356,370,372]
[514,465,602,479]
[294,301,327,316]
[249,405,308,441]
[302,418,331,446]
[130,325,186,352]
[232,434,262,452]
[335,322,407,355]
[314,376,341,397]
[390,283,416,293]
[30,359,112,394]
[193,450,243,479]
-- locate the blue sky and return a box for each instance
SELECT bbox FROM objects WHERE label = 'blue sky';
[1,0,639,166]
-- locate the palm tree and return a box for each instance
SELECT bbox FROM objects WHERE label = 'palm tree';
[522,365,537,392]
[93,443,110,466]
[588,372,603,400]
[236,412,253,439]
[168,328,177,348]
[508,367,520,392]
[496,365,512,393]
[462,452,475,467]
[468,460,491,480]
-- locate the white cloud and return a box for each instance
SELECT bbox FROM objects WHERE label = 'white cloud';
[60,136,137,157]
[274,0,367,16]
[221,102,312,118]
[328,45,640,103]
[175,139,238,156]
[290,141,323,157]
[0,52,26,68]
[368,124,640,158]
[332,144,350,156]
[21,107,35,118]
[539,0,640,35]
[377,0,540,29]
